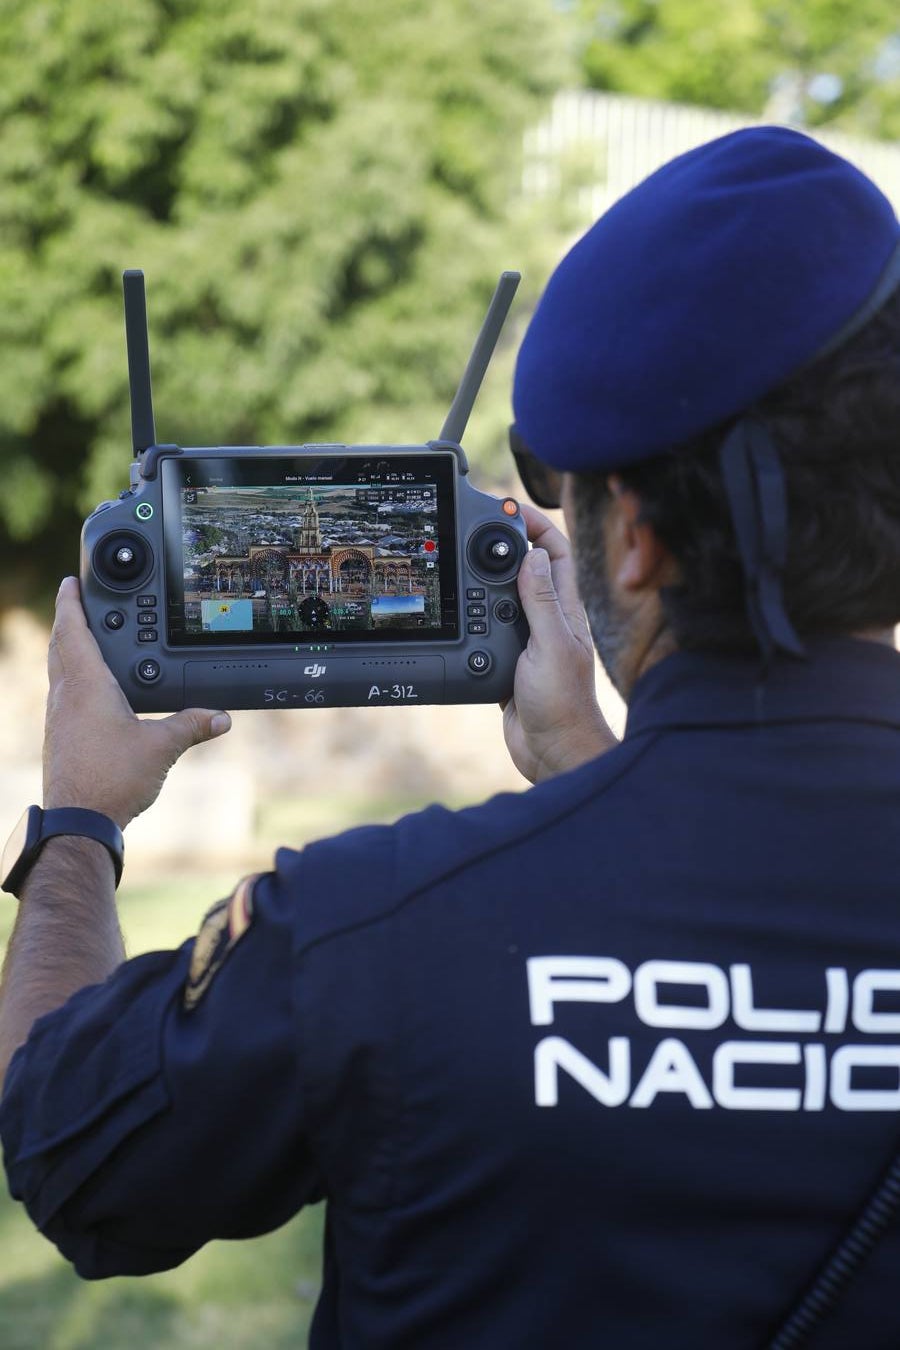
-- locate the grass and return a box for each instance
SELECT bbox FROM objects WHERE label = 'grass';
[0,865,330,1350]
[254,789,471,850]
[0,1207,325,1350]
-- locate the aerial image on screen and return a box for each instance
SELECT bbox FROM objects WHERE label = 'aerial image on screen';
[179,482,443,635]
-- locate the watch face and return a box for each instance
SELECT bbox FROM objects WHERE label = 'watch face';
[1,807,40,893]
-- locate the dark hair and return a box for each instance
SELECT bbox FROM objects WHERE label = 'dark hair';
[574,285,900,653]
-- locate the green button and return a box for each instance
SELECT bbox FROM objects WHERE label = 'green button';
[135,502,154,521]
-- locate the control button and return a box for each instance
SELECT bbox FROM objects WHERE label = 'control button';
[494,598,520,624]
[466,587,486,600]
[466,603,486,618]
[490,539,511,560]
[104,610,126,631]
[137,611,157,626]
[135,502,154,521]
[467,650,492,676]
[137,658,161,682]
[467,621,488,635]
[502,497,520,517]
[138,629,158,642]
[137,594,157,607]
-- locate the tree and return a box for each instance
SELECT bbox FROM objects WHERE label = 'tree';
[0,0,568,606]
[578,0,900,139]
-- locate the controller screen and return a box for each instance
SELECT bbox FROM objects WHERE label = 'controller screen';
[162,453,459,646]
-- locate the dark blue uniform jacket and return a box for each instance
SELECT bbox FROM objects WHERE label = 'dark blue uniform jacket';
[5,639,900,1348]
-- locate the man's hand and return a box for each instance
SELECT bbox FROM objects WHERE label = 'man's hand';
[43,577,232,830]
[502,506,616,783]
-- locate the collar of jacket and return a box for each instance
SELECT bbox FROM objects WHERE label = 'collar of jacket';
[624,637,900,737]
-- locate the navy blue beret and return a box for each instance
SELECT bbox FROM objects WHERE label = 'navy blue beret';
[513,126,900,471]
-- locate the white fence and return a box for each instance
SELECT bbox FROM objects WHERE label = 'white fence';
[524,90,900,221]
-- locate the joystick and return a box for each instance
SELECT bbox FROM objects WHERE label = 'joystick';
[92,531,153,591]
[467,523,526,582]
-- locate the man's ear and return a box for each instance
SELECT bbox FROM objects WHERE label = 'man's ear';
[607,475,675,593]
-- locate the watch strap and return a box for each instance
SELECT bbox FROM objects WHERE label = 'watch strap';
[39,809,125,885]
[3,807,125,896]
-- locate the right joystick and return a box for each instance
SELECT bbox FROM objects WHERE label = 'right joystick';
[467,523,525,583]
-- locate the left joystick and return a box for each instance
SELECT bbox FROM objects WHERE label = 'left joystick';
[92,530,153,591]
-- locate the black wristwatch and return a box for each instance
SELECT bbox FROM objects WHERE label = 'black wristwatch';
[1,806,125,897]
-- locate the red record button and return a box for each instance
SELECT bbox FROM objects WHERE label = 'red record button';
[423,539,436,553]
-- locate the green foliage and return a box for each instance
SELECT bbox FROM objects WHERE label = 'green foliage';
[579,0,900,138]
[0,0,568,606]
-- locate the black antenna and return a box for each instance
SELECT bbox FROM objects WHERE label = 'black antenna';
[123,269,157,455]
[439,270,521,445]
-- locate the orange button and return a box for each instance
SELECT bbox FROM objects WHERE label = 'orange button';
[502,497,519,517]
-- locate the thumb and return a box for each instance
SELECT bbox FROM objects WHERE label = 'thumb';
[517,548,569,647]
[50,575,109,683]
[156,708,232,761]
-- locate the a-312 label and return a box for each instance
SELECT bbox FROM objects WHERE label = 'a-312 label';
[368,684,419,701]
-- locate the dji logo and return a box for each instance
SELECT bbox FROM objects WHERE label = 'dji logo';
[304,663,327,678]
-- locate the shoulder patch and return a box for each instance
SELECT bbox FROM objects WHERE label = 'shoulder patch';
[184,873,258,1012]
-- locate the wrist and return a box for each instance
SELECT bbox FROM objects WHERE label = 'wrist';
[43,785,128,832]
[22,835,118,894]
[533,713,616,782]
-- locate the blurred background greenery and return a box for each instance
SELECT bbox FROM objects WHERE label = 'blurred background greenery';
[0,0,571,608]
[579,0,900,132]
[2,0,900,1345]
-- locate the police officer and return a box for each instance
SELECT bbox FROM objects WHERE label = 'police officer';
[5,126,900,1349]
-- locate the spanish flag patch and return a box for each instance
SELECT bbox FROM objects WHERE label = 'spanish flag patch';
[184,873,258,1011]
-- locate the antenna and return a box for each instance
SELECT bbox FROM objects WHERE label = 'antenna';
[439,270,520,446]
[123,269,157,455]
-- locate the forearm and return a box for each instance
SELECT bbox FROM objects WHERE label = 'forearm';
[0,837,124,1089]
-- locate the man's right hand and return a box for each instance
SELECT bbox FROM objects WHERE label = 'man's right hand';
[501,505,617,784]
[43,577,232,831]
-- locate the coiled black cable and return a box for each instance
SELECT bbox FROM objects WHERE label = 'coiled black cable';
[767,1152,900,1349]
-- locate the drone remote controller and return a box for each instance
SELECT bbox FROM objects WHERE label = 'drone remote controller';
[80,270,529,711]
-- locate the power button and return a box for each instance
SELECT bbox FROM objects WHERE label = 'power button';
[467,650,492,676]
